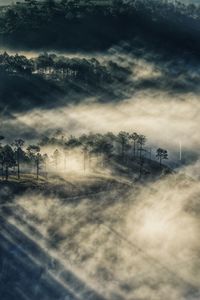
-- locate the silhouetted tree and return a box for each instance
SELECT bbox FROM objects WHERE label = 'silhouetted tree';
[129,132,139,158]
[36,53,54,74]
[52,149,61,170]
[2,145,15,181]
[13,139,24,180]
[64,136,80,169]
[139,156,144,179]
[0,145,4,180]
[117,131,130,161]
[79,134,90,171]
[24,0,38,5]
[156,148,168,166]
[42,153,49,178]
[27,145,41,180]
[137,135,146,160]
[92,136,113,167]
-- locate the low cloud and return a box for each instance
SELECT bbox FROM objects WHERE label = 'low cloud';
[9,171,200,300]
[7,92,199,157]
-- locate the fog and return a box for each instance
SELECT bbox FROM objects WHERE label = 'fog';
[2,170,198,300]
[0,1,199,299]
[10,93,199,155]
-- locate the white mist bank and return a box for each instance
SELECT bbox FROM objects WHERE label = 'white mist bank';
[12,93,200,154]
[4,170,198,300]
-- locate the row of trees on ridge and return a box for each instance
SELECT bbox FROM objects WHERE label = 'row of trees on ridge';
[0,52,129,85]
[0,132,168,181]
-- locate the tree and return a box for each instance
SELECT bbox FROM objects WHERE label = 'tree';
[129,132,139,158]
[0,145,4,180]
[36,153,43,180]
[42,153,49,178]
[13,139,24,180]
[92,136,113,168]
[60,0,81,16]
[156,148,168,166]
[27,145,41,180]
[52,149,61,170]
[79,134,93,172]
[42,0,56,15]
[4,9,19,34]
[13,54,34,74]
[139,156,144,179]
[36,53,54,74]
[64,136,80,170]
[117,131,130,161]
[2,145,15,181]
[24,0,38,5]
[137,135,146,160]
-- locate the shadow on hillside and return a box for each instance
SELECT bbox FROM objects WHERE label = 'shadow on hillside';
[0,213,105,300]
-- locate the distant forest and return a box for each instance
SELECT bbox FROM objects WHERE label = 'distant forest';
[0,0,200,52]
[0,51,133,111]
[0,132,168,181]
[0,51,129,84]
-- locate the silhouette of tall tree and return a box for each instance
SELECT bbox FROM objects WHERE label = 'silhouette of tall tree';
[117,131,130,161]
[156,148,168,166]
[0,135,5,179]
[64,136,80,169]
[2,145,15,181]
[13,139,24,180]
[27,145,41,180]
[42,153,49,178]
[137,135,146,160]
[93,137,114,168]
[36,53,54,74]
[52,149,61,170]
[0,145,4,180]
[129,132,139,158]
[79,134,90,172]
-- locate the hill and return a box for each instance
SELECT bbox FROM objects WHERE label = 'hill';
[0,0,200,53]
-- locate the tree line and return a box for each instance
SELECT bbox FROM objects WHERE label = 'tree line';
[0,132,168,181]
[0,0,199,51]
[0,52,130,85]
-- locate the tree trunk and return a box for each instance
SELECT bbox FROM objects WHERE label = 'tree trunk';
[36,160,39,180]
[88,153,92,169]
[133,141,136,158]
[139,147,142,161]
[83,151,86,172]
[149,148,152,161]
[1,163,4,180]
[17,149,20,180]
[121,141,126,162]
[5,165,8,181]
[139,161,142,179]
[137,143,139,157]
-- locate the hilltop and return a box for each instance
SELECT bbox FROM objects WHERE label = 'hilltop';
[0,153,172,203]
[0,0,200,53]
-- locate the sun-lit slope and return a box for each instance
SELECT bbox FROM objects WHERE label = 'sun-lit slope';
[0,153,172,202]
[0,171,130,201]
